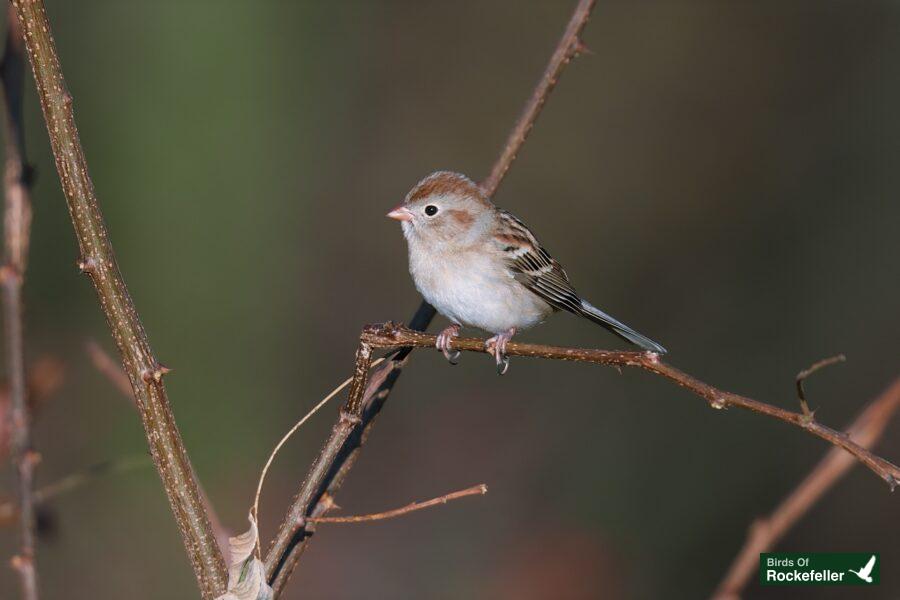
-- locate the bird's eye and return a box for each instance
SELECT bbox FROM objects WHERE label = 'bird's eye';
[424,205,438,216]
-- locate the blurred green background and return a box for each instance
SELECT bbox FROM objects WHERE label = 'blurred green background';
[1,1,899,598]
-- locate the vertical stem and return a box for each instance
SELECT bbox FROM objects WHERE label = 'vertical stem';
[10,2,227,597]
[1,5,37,599]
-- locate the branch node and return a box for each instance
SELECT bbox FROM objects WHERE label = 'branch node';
[318,492,340,513]
[76,256,97,274]
[799,409,817,427]
[23,449,41,468]
[10,553,33,572]
[338,411,362,427]
[0,262,20,282]
[571,37,591,57]
[140,364,171,384]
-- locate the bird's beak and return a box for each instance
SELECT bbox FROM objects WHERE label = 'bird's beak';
[386,205,414,222]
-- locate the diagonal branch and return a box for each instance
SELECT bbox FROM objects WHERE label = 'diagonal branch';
[1,5,37,599]
[711,375,900,599]
[263,1,598,593]
[362,323,900,487]
[480,0,597,198]
[10,1,227,597]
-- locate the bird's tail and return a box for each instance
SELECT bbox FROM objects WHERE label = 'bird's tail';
[577,300,667,354]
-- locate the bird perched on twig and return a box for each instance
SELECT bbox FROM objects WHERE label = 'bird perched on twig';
[388,171,666,374]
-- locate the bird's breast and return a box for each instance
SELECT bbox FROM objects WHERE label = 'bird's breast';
[407,243,551,333]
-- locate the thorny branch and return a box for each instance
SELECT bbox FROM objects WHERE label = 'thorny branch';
[363,323,900,487]
[1,5,38,599]
[11,1,227,597]
[263,1,599,594]
[712,375,900,599]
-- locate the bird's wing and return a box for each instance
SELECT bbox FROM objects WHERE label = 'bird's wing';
[862,555,876,576]
[495,209,583,315]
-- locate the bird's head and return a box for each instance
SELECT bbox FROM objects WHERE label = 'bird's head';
[387,171,493,245]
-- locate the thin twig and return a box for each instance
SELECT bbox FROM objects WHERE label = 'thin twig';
[795,354,845,418]
[264,3,599,593]
[1,5,37,599]
[0,455,151,527]
[308,484,487,525]
[11,2,227,597]
[712,375,900,599]
[480,0,597,198]
[362,323,900,487]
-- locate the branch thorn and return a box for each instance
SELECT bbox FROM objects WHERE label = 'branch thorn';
[572,37,591,57]
[76,256,97,273]
[141,364,171,383]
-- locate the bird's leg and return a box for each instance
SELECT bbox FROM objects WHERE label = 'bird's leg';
[436,323,462,365]
[485,327,516,375]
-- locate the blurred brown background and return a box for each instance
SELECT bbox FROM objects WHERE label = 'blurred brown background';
[1,1,898,598]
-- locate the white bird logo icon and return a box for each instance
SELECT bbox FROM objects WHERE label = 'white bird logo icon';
[848,555,877,583]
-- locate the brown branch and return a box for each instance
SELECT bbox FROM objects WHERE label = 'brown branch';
[10,2,227,597]
[363,323,900,486]
[480,0,597,198]
[711,375,900,599]
[1,5,37,599]
[263,1,599,594]
[308,484,487,525]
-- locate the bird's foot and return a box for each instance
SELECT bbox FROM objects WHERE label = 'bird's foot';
[485,327,516,375]
[435,324,462,365]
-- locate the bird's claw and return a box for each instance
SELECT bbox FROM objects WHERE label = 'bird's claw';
[436,324,462,366]
[444,348,461,365]
[496,354,510,375]
[485,327,516,376]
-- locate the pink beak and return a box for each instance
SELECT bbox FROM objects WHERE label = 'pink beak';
[386,205,414,222]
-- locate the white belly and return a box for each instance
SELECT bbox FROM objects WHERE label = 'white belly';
[409,246,552,333]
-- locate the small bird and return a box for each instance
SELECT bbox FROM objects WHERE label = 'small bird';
[387,171,666,373]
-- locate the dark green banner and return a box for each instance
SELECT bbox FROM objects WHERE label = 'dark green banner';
[760,553,879,586]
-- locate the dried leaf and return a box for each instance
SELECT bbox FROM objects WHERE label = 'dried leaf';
[215,514,273,600]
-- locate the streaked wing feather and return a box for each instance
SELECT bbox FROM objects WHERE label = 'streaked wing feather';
[496,210,583,315]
